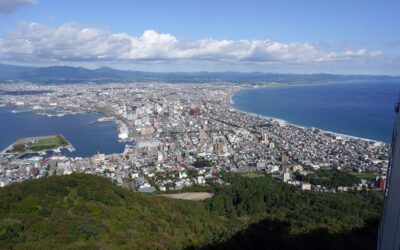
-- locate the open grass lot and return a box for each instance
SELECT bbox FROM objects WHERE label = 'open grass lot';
[29,136,68,151]
[160,192,214,201]
[343,170,378,181]
[242,173,265,178]
[6,135,69,153]
[350,172,378,181]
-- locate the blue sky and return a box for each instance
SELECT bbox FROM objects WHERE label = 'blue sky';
[0,0,399,74]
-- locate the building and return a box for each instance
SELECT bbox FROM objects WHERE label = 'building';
[292,165,303,172]
[92,153,106,166]
[138,186,156,193]
[281,154,289,164]
[157,151,163,162]
[377,177,386,191]
[301,183,311,191]
[261,132,268,142]
[199,129,207,139]
[141,125,154,136]
[256,161,266,169]
[214,143,222,153]
[190,107,201,116]
[118,124,129,140]
[283,172,291,183]
[378,100,400,250]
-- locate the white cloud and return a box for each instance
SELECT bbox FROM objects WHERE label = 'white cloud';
[343,49,383,58]
[0,0,37,15]
[0,22,383,65]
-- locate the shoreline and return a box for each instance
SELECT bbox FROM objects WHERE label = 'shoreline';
[0,107,127,157]
[229,85,387,145]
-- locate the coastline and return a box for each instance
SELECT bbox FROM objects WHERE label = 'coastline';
[228,85,387,145]
[0,107,127,157]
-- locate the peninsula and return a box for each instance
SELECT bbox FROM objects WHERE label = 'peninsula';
[2,135,74,155]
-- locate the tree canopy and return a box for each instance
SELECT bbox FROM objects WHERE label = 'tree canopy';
[0,173,382,249]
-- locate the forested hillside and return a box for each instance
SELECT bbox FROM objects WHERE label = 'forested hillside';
[0,173,382,249]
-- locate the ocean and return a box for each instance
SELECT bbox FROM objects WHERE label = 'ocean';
[232,81,400,143]
[0,108,127,157]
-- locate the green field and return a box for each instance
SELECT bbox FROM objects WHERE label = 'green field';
[29,136,68,151]
[7,135,68,153]
[294,169,361,189]
[348,172,378,181]
[242,173,265,178]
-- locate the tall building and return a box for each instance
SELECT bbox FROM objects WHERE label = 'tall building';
[261,132,268,142]
[378,100,400,250]
[190,107,201,116]
[213,143,222,153]
[377,177,386,191]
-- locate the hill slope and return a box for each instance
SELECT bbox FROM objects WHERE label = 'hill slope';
[0,173,382,249]
[0,174,235,249]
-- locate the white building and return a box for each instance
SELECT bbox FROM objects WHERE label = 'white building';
[283,172,291,183]
[301,183,311,191]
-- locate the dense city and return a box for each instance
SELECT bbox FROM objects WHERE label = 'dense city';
[0,82,390,193]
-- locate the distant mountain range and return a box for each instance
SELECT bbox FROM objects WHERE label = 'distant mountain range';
[0,63,399,84]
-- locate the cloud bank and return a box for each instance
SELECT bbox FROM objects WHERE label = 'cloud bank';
[0,0,36,15]
[0,22,383,67]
